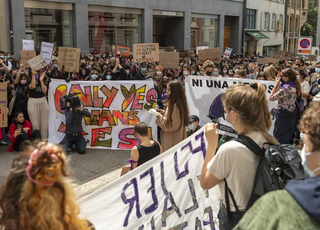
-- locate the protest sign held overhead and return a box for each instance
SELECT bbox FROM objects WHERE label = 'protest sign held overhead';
[159,46,175,52]
[159,52,179,69]
[198,48,221,63]
[257,58,280,65]
[223,47,233,59]
[196,46,209,54]
[27,54,47,71]
[0,83,7,128]
[133,43,159,62]
[78,126,220,229]
[179,50,189,60]
[48,79,157,150]
[58,47,81,72]
[22,39,34,51]
[20,50,36,66]
[41,42,54,64]
[116,46,130,56]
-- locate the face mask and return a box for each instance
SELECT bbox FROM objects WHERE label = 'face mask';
[206,71,212,76]
[303,150,320,177]
[156,71,162,76]
[81,63,86,68]
[91,74,98,80]
[225,112,235,130]
[180,63,183,66]
[7,55,10,59]
[188,123,195,131]
[183,71,188,75]
[191,71,195,75]
[213,72,218,76]
[297,75,300,79]
[0,56,4,59]
[53,64,58,69]
[20,80,27,85]
[126,70,130,75]
[90,57,93,60]
[88,65,92,69]
[148,69,154,72]
[141,67,147,72]
[106,75,112,80]
[223,70,228,73]
[147,78,153,81]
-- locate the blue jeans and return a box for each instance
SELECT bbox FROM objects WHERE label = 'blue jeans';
[61,133,86,154]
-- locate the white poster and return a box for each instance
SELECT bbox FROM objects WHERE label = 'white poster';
[22,39,34,51]
[223,47,233,59]
[41,42,54,64]
[48,79,158,150]
[185,76,277,137]
[78,126,220,229]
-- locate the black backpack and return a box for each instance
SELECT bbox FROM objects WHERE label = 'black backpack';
[218,135,307,230]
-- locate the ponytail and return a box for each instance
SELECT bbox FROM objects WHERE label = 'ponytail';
[295,78,301,96]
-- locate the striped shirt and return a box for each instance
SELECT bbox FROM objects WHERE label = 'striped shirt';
[270,87,296,112]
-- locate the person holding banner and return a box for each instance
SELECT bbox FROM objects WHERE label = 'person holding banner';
[155,80,189,151]
[269,68,301,144]
[203,60,215,77]
[200,82,278,229]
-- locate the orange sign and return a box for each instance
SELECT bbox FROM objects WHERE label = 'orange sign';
[116,46,131,56]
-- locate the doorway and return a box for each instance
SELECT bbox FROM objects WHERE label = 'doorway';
[224,28,230,50]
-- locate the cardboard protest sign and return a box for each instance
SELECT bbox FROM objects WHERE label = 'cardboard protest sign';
[48,79,157,150]
[78,126,220,229]
[223,47,233,59]
[22,39,34,51]
[116,46,130,56]
[159,52,179,69]
[133,43,159,62]
[159,46,175,52]
[257,58,279,65]
[179,50,189,60]
[20,50,36,66]
[185,76,277,137]
[196,46,209,54]
[27,54,47,71]
[272,51,294,60]
[198,48,221,63]
[41,42,54,64]
[58,47,81,72]
[0,83,7,128]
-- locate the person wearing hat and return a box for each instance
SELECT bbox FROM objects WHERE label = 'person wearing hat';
[134,62,147,80]
[187,115,201,137]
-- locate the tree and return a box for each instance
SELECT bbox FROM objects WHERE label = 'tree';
[301,0,318,44]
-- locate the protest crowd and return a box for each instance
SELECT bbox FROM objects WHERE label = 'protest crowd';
[0,43,320,229]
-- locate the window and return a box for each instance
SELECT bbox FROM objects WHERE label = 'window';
[279,14,284,31]
[209,30,214,41]
[210,18,215,25]
[264,13,270,30]
[271,13,276,31]
[245,9,256,29]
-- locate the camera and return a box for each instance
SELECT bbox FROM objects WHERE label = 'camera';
[60,93,81,110]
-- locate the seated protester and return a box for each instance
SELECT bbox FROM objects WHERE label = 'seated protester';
[8,112,41,152]
[187,115,201,137]
[101,63,109,78]
[123,64,133,80]
[219,66,229,78]
[228,69,235,78]
[203,60,215,77]
[0,142,96,230]
[87,66,101,81]
[190,65,196,75]
[256,71,268,81]
[234,102,320,230]
[129,122,162,170]
[155,65,164,78]
[182,66,191,77]
[145,74,153,82]
[102,68,113,81]
[110,57,128,80]
[213,66,219,77]
[134,62,147,80]
[79,57,90,80]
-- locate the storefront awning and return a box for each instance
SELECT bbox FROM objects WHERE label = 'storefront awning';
[246,31,269,40]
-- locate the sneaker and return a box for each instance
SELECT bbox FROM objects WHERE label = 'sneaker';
[0,140,8,145]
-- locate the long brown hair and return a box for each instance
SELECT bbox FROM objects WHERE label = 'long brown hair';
[166,80,189,127]
[282,68,301,96]
[222,82,278,144]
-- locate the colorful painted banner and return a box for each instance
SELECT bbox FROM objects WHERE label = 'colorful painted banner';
[48,80,158,149]
[185,76,277,137]
[78,126,220,229]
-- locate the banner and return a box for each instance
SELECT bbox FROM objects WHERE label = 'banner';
[48,79,158,150]
[27,54,47,71]
[78,126,220,229]
[223,47,232,59]
[22,39,34,51]
[58,47,81,72]
[159,52,179,69]
[41,42,54,64]
[20,50,36,66]
[185,76,277,137]
[198,48,221,63]
[133,43,159,62]
[116,46,130,56]
[0,83,7,128]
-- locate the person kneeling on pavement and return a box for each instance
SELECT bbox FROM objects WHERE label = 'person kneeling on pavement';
[8,111,41,152]
[60,94,90,154]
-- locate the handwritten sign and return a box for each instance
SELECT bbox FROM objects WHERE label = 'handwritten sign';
[41,42,54,64]
[198,48,221,63]
[116,46,130,56]
[22,39,34,51]
[0,83,7,128]
[159,46,175,52]
[257,58,279,65]
[133,43,159,62]
[223,47,233,59]
[20,50,36,66]
[196,46,209,55]
[58,47,81,72]
[27,54,47,71]
[159,52,179,69]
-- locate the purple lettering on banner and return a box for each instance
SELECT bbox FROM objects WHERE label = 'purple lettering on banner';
[184,179,199,214]
[203,206,215,229]
[138,225,144,230]
[174,151,189,180]
[160,161,182,227]
[195,217,202,230]
[140,167,158,214]
[180,131,206,159]
[121,178,142,227]
[170,222,188,229]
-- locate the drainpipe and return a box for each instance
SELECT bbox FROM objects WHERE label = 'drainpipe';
[283,0,288,51]
[242,0,247,54]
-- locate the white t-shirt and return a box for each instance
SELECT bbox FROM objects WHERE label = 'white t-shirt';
[207,131,266,211]
[301,80,311,107]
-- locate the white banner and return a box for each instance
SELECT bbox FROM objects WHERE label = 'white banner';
[185,76,277,137]
[41,42,54,64]
[78,126,220,229]
[48,79,158,150]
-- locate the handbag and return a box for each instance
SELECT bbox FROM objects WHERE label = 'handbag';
[218,179,245,230]
[8,85,19,116]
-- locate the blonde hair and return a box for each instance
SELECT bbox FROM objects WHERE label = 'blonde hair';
[202,60,214,70]
[265,66,276,80]
[222,83,278,144]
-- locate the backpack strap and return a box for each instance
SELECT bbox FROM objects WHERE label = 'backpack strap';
[224,179,240,218]
[234,134,264,157]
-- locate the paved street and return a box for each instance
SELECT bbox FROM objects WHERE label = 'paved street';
[0,139,131,187]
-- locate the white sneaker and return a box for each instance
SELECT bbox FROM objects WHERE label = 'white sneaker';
[0,140,8,145]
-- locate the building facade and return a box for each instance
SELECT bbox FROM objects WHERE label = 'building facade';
[244,0,286,57]
[285,0,308,54]
[1,0,244,58]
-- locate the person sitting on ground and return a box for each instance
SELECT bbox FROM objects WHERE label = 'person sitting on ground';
[0,141,95,230]
[129,122,162,170]
[187,115,202,137]
[8,111,41,152]
[234,102,320,230]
